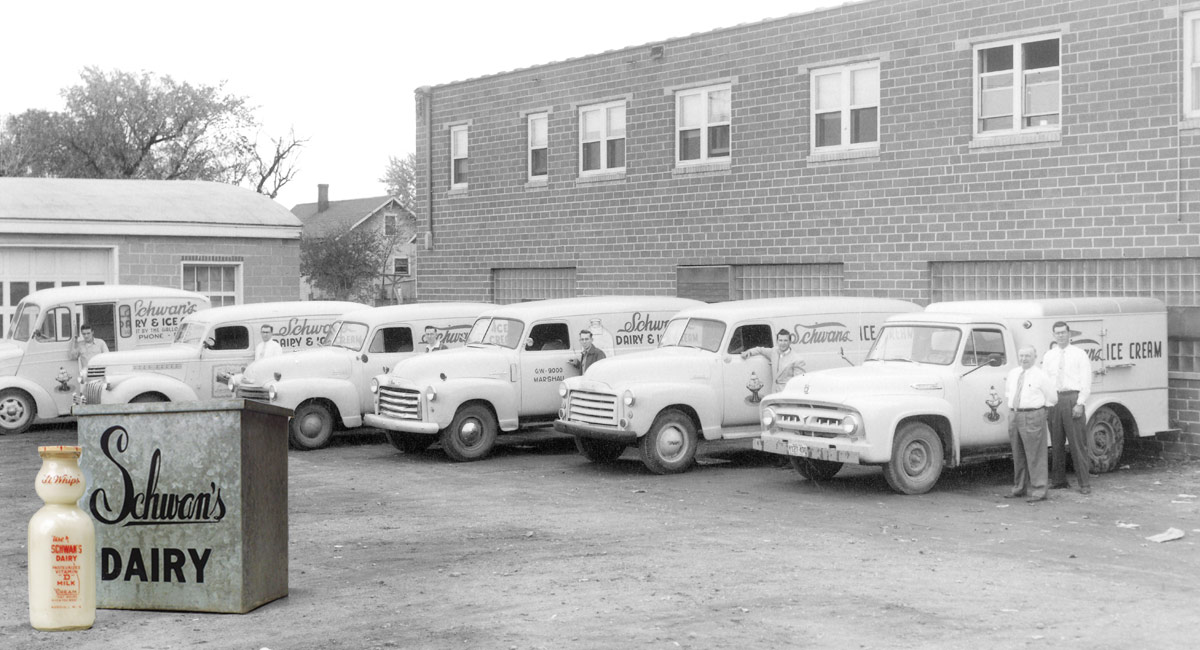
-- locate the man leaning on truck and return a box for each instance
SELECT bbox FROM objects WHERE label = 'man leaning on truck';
[1043,321,1093,495]
[1005,346,1057,503]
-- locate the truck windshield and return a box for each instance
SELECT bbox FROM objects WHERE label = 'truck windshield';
[658,318,726,352]
[866,325,962,366]
[7,302,39,342]
[328,322,369,351]
[174,321,209,347]
[466,317,525,349]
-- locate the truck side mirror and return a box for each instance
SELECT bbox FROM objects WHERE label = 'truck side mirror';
[203,337,216,350]
[987,354,1003,367]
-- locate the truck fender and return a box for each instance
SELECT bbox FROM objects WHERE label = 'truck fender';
[103,375,199,404]
[427,378,519,431]
[274,378,361,427]
[629,382,721,439]
[0,376,60,420]
[844,394,957,466]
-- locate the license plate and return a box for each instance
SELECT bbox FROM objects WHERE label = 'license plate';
[786,442,859,464]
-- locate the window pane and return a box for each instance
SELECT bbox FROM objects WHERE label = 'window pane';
[582,141,601,171]
[815,112,841,147]
[980,45,1013,73]
[530,115,547,148]
[1194,27,1200,65]
[852,66,879,106]
[222,266,235,292]
[1194,68,1200,109]
[708,125,730,157]
[1024,69,1059,120]
[851,107,877,144]
[582,109,602,141]
[815,73,841,112]
[980,116,1011,132]
[708,89,730,123]
[679,129,701,160]
[11,281,29,305]
[453,158,468,184]
[680,93,701,128]
[531,148,547,176]
[452,128,468,157]
[607,105,625,138]
[607,138,625,168]
[1023,39,1059,70]
[37,281,54,291]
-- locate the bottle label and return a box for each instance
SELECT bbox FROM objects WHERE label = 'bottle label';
[50,535,83,608]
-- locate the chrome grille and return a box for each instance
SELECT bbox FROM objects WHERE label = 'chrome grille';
[567,390,618,427]
[236,385,270,402]
[378,386,421,420]
[774,406,848,439]
[82,380,104,406]
[87,366,105,379]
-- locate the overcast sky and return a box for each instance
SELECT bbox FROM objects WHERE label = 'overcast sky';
[1,0,838,211]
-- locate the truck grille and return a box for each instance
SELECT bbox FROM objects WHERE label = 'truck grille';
[567,390,618,427]
[236,385,270,403]
[87,367,105,379]
[774,406,848,439]
[378,386,421,420]
[82,380,104,406]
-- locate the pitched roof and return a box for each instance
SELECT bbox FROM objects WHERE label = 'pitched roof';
[291,195,410,237]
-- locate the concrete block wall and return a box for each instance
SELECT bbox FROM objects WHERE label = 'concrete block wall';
[120,236,300,304]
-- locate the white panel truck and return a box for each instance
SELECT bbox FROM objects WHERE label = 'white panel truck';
[754,298,1169,494]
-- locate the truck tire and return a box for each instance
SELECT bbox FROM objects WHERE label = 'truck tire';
[575,437,626,464]
[440,404,498,462]
[0,388,36,434]
[385,432,435,454]
[790,457,843,481]
[289,402,335,450]
[1084,406,1124,474]
[638,409,698,475]
[883,422,943,495]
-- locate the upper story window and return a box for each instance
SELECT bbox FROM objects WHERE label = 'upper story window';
[450,124,468,189]
[528,113,548,181]
[384,213,398,236]
[812,61,879,151]
[974,36,1060,135]
[676,84,731,164]
[579,101,625,175]
[1185,13,1200,118]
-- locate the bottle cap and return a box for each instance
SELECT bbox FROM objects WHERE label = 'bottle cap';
[38,445,82,459]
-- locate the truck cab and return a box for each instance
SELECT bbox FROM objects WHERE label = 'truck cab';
[363,296,701,461]
[0,285,209,433]
[83,300,365,407]
[554,297,921,473]
[234,302,491,450]
[754,298,1169,494]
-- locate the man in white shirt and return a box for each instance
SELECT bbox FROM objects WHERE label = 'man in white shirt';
[70,325,109,370]
[1042,321,1094,494]
[741,329,806,392]
[1005,345,1057,503]
[255,325,283,361]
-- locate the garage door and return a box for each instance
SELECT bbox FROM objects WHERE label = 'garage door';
[1,247,112,338]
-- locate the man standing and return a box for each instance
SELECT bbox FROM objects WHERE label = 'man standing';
[255,324,284,361]
[1005,345,1057,503]
[568,330,607,374]
[1043,321,1094,494]
[422,325,446,353]
[69,325,109,369]
[741,329,806,392]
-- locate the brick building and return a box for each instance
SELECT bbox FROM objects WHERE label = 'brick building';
[411,0,1200,456]
[0,178,301,336]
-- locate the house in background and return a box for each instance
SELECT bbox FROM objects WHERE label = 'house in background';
[291,184,417,305]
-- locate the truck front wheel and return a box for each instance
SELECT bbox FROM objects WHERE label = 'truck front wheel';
[576,437,626,464]
[289,402,335,450]
[883,422,944,495]
[441,404,498,462]
[0,388,36,434]
[790,457,843,481]
[638,409,698,474]
[1085,406,1124,474]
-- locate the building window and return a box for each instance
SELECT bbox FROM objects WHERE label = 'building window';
[812,62,879,150]
[384,213,398,236]
[579,101,625,174]
[493,268,577,304]
[528,113,548,181]
[450,124,468,188]
[393,257,410,276]
[974,35,1060,135]
[676,84,731,164]
[1186,13,1200,117]
[183,263,240,307]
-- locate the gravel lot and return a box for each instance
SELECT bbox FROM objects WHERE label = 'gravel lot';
[3,421,1199,649]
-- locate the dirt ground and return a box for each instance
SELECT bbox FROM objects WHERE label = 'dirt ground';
[2,421,1199,650]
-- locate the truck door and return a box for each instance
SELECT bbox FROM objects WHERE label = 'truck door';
[722,323,773,429]
[25,306,76,417]
[957,328,1011,449]
[520,322,574,416]
[203,325,251,398]
[358,326,413,410]
[81,303,117,351]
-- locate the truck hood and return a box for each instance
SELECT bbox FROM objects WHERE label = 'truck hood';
[582,347,714,388]
[766,362,946,405]
[388,345,512,384]
[243,347,355,385]
[88,344,198,372]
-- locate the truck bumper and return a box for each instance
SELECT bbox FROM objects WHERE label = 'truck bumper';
[754,432,866,465]
[363,414,440,435]
[554,419,638,444]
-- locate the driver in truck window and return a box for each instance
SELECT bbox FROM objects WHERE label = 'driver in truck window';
[741,329,806,392]
[70,324,109,370]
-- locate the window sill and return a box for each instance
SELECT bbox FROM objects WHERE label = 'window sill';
[807,146,879,163]
[525,179,549,190]
[1180,118,1200,131]
[969,130,1061,149]
[1169,371,1200,382]
[576,171,626,185]
[447,186,468,196]
[672,159,731,176]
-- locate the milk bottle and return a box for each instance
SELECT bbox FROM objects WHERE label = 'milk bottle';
[28,445,96,631]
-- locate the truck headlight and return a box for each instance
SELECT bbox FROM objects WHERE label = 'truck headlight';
[761,407,776,428]
[558,384,568,398]
[622,390,635,407]
[840,413,861,436]
[425,386,437,402]
[370,378,380,394]
[267,385,278,402]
